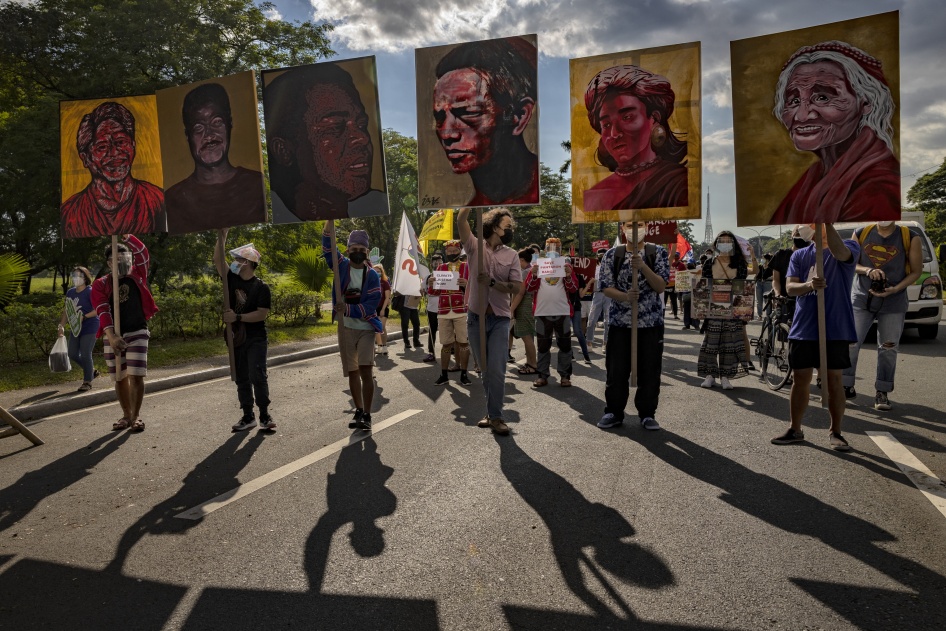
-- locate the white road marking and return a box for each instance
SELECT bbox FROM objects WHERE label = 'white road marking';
[867,431,946,519]
[175,409,423,520]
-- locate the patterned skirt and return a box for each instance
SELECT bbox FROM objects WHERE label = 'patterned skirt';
[697,319,749,379]
[513,292,536,338]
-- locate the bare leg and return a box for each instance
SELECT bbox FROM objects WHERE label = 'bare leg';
[825,369,846,434]
[359,366,375,413]
[114,378,132,420]
[523,335,537,369]
[440,343,453,370]
[789,368,813,432]
[348,371,363,410]
[128,376,145,420]
[456,343,470,370]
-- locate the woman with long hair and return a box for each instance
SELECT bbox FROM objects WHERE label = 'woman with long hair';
[57,266,100,391]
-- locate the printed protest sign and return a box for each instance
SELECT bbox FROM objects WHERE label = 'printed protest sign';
[433,270,459,291]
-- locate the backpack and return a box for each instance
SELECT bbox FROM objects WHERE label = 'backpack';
[612,243,658,289]
[857,224,912,274]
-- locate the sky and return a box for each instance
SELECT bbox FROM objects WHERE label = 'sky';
[268,0,946,241]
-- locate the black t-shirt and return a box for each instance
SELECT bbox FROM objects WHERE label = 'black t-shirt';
[118,277,147,333]
[228,271,271,335]
[760,260,774,281]
[768,248,793,296]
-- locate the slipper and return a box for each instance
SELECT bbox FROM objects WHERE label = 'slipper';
[130,419,145,432]
[517,364,537,375]
[112,418,131,431]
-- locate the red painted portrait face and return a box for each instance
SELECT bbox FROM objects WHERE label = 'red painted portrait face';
[433,68,502,175]
[302,84,373,199]
[82,118,135,182]
[598,93,656,167]
[780,61,867,152]
[187,103,230,168]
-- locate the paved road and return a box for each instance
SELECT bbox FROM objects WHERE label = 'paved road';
[1,319,945,630]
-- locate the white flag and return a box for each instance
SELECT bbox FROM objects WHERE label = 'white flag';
[392,212,429,296]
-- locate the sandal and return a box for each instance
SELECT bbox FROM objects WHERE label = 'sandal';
[130,419,145,432]
[112,418,131,431]
[517,364,537,375]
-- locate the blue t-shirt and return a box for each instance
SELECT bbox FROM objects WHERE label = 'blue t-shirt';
[787,240,860,342]
[66,286,99,337]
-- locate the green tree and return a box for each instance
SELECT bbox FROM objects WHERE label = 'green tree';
[0,0,334,290]
[512,164,576,252]
[907,157,946,247]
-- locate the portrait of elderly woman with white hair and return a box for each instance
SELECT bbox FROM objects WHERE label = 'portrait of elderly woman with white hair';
[582,65,689,212]
[770,40,900,224]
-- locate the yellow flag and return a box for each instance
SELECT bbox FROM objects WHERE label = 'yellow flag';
[419,209,454,243]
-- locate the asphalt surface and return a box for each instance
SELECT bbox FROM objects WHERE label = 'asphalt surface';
[1,317,945,630]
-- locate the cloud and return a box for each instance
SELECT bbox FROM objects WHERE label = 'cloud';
[702,128,734,174]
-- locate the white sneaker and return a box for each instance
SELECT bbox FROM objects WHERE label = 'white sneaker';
[701,375,715,388]
[721,377,734,390]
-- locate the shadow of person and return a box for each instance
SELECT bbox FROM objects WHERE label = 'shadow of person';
[305,436,396,593]
[105,431,265,574]
[0,431,131,534]
[495,434,674,622]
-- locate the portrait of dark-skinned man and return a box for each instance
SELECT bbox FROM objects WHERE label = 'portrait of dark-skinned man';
[263,61,389,223]
[164,82,266,234]
[423,35,539,208]
[61,101,166,239]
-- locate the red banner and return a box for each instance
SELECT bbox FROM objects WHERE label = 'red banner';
[591,239,610,251]
[644,221,678,244]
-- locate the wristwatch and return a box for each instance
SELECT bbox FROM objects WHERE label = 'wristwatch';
[489,278,496,287]
[236,314,242,322]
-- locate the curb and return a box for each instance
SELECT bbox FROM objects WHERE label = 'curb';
[8,327,427,422]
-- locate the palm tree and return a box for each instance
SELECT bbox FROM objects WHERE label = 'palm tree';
[0,253,29,309]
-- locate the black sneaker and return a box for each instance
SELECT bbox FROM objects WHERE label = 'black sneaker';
[232,417,257,432]
[874,391,891,411]
[829,431,851,452]
[771,428,805,445]
[459,371,472,386]
[357,414,372,431]
[844,386,857,400]
[259,416,277,431]
[349,408,364,429]
[434,374,450,386]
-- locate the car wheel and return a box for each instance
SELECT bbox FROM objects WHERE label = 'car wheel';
[917,324,939,340]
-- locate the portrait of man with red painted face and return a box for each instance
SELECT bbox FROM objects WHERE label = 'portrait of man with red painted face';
[60,99,166,238]
[262,58,389,223]
[416,35,539,210]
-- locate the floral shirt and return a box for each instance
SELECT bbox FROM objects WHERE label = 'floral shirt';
[598,244,670,329]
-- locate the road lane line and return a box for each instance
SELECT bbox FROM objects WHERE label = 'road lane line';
[175,409,423,520]
[867,431,946,519]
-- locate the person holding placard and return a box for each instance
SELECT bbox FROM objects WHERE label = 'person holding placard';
[772,223,858,451]
[525,238,578,387]
[597,221,669,431]
[57,266,99,392]
[428,240,472,386]
[91,235,156,433]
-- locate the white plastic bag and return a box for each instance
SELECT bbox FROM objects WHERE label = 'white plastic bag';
[49,336,71,373]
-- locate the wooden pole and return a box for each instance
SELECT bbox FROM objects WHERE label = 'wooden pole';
[328,220,346,356]
[218,232,236,382]
[477,209,487,369]
[815,223,829,409]
[111,235,124,382]
[630,222,639,387]
[0,405,43,446]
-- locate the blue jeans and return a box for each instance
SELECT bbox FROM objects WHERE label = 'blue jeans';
[756,280,772,317]
[843,307,905,393]
[467,312,510,420]
[68,333,97,382]
[570,311,589,359]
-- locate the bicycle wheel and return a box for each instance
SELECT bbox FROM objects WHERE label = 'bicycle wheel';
[765,323,792,391]
[757,318,772,369]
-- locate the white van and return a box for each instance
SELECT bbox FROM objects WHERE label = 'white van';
[836,215,942,339]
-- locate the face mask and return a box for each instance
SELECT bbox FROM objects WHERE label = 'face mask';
[877,220,895,229]
[71,274,84,288]
[229,261,243,275]
[793,238,809,250]
[716,242,734,255]
[349,251,367,264]
[546,251,559,259]
[499,229,514,246]
[445,253,459,262]
[116,256,133,276]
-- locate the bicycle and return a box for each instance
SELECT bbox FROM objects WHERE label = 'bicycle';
[754,292,793,391]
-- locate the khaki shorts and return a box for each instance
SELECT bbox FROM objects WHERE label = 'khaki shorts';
[339,325,375,374]
[439,313,468,346]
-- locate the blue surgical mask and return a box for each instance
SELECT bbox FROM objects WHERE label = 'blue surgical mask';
[716,242,734,254]
[547,251,559,259]
[230,261,243,274]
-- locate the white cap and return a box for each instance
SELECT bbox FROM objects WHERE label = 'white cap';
[229,243,261,263]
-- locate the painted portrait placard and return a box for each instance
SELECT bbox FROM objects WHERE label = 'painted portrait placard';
[570,42,701,224]
[731,11,900,226]
[60,95,166,238]
[262,56,389,224]
[415,34,539,210]
[157,71,267,234]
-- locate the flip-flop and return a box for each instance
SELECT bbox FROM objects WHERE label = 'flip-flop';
[517,364,537,375]
[130,419,145,432]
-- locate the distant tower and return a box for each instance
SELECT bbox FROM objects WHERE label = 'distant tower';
[703,187,714,244]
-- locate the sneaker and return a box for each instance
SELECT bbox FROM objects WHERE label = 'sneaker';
[747,361,757,371]
[640,417,661,431]
[459,372,472,386]
[259,416,277,431]
[381,346,388,355]
[874,391,891,411]
[771,428,805,445]
[477,417,490,428]
[583,355,591,364]
[829,431,851,452]
[701,375,715,389]
[357,414,372,431]
[721,377,734,390]
[423,353,436,362]
[844,386,856,400]
[375,345,383,355]
[232,417,257,432]
[349,408,364,429]
[413,341,423,349]
[596,413,623,429]
[93,369,101,378]
[434,373,450,386]
[489,418,510,436]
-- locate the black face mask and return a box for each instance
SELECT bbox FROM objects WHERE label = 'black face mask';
[793,238,809,250]
[349,251,367,264]
[499,229,514,245]
[445,253,459,262]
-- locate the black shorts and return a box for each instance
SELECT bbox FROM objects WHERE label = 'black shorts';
[788,340,851,371]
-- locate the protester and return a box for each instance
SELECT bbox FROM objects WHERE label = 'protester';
[423,251,443,362]
[843,221,922,410]
[57,266,100,391]
[666,251,686,320]
[428,241,472,386]
[772,223,859,451]
[510,247,538,375]
[525,238,578,387]
[756,252,774,319]
[214,234,274,432]
[768,225,811,324]
[458,207,523,435]
[323,228,383,431]
[397,292,422,351]
[698,231,750,390]
[566,256,592,364]
[585,247,611,347]
[597,220,669,431]
[91,234,156,433]
[373,264,391,355]
[680,259,700,330]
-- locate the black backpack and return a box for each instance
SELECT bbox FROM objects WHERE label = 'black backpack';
[612,243,657,289]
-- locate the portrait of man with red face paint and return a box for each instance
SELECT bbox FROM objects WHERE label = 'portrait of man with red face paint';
[417,35,539,209]
[263,58,389,223]
[61,101,166,239]
[160,78,267,234]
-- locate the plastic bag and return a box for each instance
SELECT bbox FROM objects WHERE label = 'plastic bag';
[49,336,71,373]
